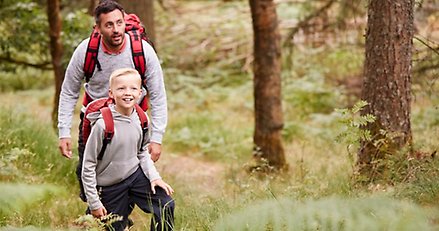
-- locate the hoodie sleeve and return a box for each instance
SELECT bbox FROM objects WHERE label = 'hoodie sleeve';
[82,118,105,211]
[57,39,88,138]
[143,41,167,144]
[138,121,161,182]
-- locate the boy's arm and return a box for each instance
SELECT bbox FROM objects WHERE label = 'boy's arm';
[82,120,105,211]
[138,147,161,182]
[138,129,161,182]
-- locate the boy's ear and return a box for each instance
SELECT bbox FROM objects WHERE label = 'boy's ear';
[108,89,114,99]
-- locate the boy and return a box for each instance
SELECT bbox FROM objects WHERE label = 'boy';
[82,68,174,231]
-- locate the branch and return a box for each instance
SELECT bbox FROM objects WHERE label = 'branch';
[283,0,337,47]
[0,56,52,70]
[414,35,439,57]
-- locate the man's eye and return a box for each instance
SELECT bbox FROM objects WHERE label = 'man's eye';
[117,20,123,26]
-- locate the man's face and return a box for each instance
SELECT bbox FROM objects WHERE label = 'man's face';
[109,73,142,115]
[97,9,125,49]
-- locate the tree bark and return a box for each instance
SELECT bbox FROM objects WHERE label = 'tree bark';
[249,0,287,171]
[88,0,99,16]
[359,0,414,164]
[117,0,156,48]
[47,0,64,128]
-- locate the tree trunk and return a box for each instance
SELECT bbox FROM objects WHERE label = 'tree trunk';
[88,0,99,16]
[249,0,287,171]
[359,0,414,164]
[118,0,156,48]
[47,0,64,128]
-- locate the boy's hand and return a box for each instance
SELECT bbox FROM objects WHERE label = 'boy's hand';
[151,179,174,195]
[59,138,72,159]
[91,206,107,218]
[148,142,161,162]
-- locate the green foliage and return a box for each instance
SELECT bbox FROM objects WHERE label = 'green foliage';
[0,106,76,185]
[75,214,123,231]
[0,69,53,92]
[165,82,253,161]
[0,1,92,92]
[0,183,61,218]
[62,9,94,66]
[0,1,49,66]
[0,226,55,231]
[335,100,376,153]
[283,72,342,118]
[213,197,435,231]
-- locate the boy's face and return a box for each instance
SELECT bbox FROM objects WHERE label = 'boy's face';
[97,9,125,49]
[109,73,142,115]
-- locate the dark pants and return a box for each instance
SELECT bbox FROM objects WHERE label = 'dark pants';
[97,167,175,231]
[76,112,87,202]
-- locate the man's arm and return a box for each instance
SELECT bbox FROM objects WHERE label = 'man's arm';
[58,39,88,157]
[143,41,167,161]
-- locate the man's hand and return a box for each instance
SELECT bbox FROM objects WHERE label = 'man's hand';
[148,142,162,162]
[91,206,107,218]
[59,138,73,159]
[151,179,174,195]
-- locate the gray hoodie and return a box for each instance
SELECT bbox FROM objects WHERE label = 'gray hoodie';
[81,104,161,210]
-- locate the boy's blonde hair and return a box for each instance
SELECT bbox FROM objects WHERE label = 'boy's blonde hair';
[109,68,141,87]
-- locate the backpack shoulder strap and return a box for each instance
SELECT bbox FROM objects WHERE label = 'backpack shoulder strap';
[84,27,101,82]
[128,31,149,111]
[134,104,149,145]
[134,104,148,129]
[127,30,146,79]
[97,107,114,160]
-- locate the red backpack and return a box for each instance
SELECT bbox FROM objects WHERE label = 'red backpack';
[82,97,149,160]
[82,13,153,111]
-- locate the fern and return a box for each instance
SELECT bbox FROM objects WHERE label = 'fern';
[74,214,123,231]
[335,100,375,155]
[213,196,434,231]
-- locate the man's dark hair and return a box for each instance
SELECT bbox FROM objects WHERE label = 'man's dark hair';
[94,0,124,25]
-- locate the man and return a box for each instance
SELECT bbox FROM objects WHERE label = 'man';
[58,0,167,201]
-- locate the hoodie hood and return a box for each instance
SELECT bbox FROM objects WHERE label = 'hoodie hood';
[86,104,134,125]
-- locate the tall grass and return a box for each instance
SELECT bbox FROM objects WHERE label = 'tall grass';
[0,105,84,229]
[0,106,76,185]
[213,197,435,231]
